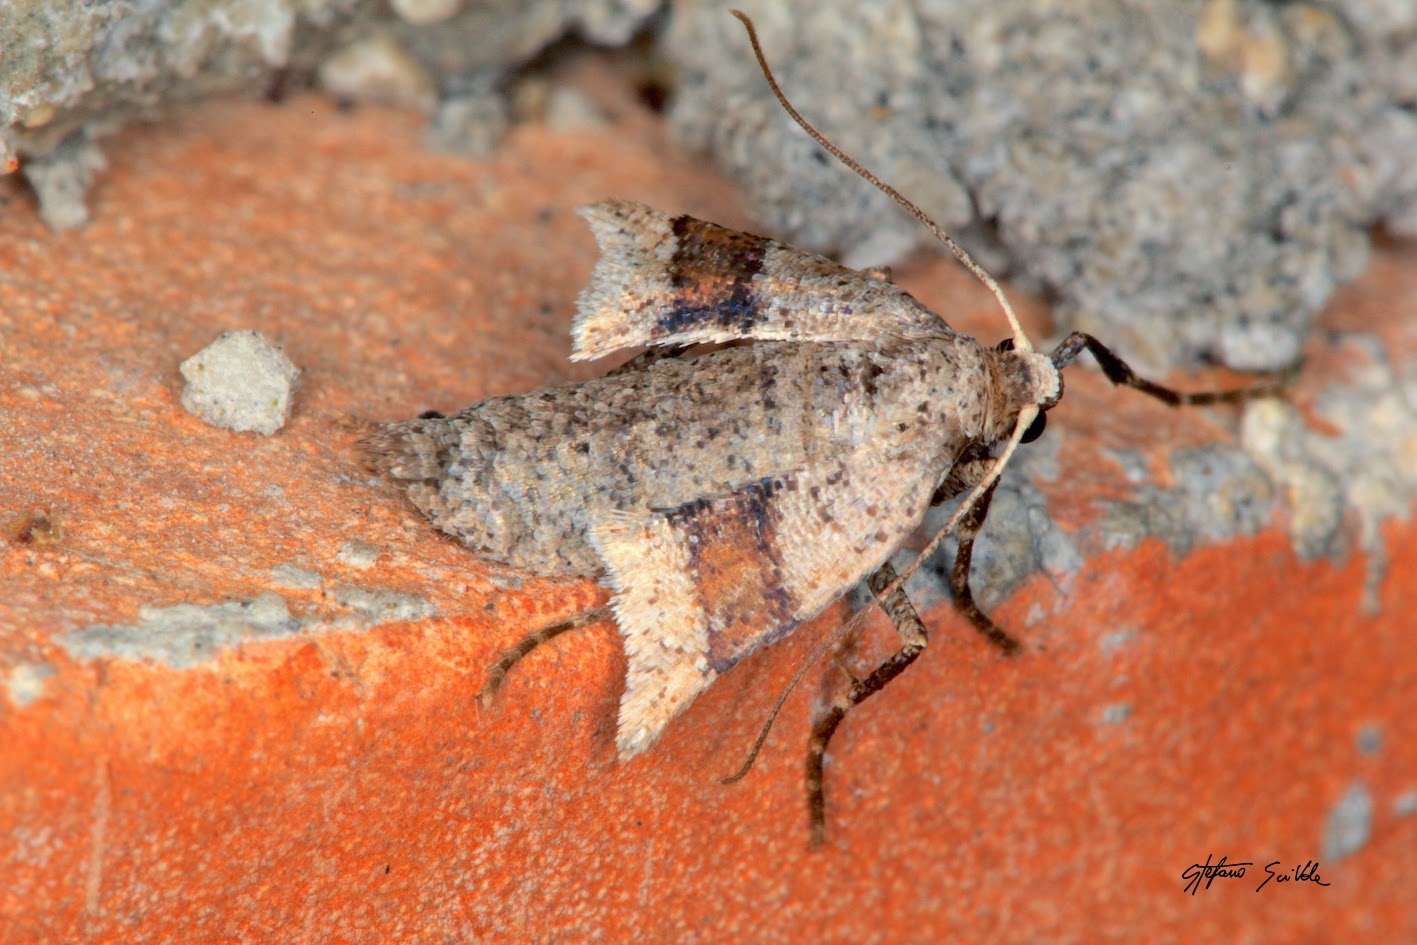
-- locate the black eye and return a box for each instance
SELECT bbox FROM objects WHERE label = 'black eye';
[1021,410,1047,443]
[995,338,1015,352]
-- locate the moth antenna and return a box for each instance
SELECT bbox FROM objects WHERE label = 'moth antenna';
[720,404,1038,783]
[721,642,820,784]
[730,9,1032,352]
[719,14,1041,782]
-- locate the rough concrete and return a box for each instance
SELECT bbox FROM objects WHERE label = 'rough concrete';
[0,0,660,223]
[329,586,436,626]
[667,0,1417,371]
[317,33,438,112]
[269,562,325,590]
[422,73,510,157]
[4,663,57,709]
[19,130,105,231]
[57,585,435,669]
[335,540,381,569]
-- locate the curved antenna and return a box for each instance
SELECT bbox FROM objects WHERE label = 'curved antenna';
[729,9,1032,352]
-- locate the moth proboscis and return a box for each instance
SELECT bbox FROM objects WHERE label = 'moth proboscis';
[362,10,1286,846]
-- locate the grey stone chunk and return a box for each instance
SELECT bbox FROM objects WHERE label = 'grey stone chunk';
[542,84,608,134]
[390,0,461,27]
[423,75,510,156]
[318,34,436,111]
[666,0,1417,371]
[180,330,301,435]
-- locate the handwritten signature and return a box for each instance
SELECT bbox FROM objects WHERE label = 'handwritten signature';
[1182,854,1332,895]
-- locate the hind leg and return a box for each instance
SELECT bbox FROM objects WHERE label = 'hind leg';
[477,607,613,708]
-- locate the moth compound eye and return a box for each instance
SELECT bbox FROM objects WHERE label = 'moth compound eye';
[995,338,1015,352]
[1021,409,1047,443]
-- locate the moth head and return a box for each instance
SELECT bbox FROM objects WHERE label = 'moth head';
[992,337,1063,443]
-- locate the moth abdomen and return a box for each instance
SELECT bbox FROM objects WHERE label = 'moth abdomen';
[360,415,461,483]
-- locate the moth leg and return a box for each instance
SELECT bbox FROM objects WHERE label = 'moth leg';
[1049,332,1293,405]
[476,606,612,708]
[946,478,1019,655]
[929,451,991,507]
[806,562,928,847]
[931,458,1019,656]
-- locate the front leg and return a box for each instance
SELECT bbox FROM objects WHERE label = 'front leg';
[945,478,1014,654]
[932,457,1017,655]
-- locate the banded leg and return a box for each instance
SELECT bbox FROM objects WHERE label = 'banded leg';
[945,479,1016,655]
[931,457,1017,655]
[806,561,929,846]
[1049,332,1292,405]
[476,606,612,708]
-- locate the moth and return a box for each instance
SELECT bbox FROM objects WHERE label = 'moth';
[362,12,1274,844]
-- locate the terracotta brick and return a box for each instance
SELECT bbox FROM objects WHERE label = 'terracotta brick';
[2,79,1414,943]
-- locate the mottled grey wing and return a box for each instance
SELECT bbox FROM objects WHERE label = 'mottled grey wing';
[573,199,954,360]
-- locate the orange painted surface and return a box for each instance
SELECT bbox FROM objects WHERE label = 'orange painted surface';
[2,70,1414,943]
